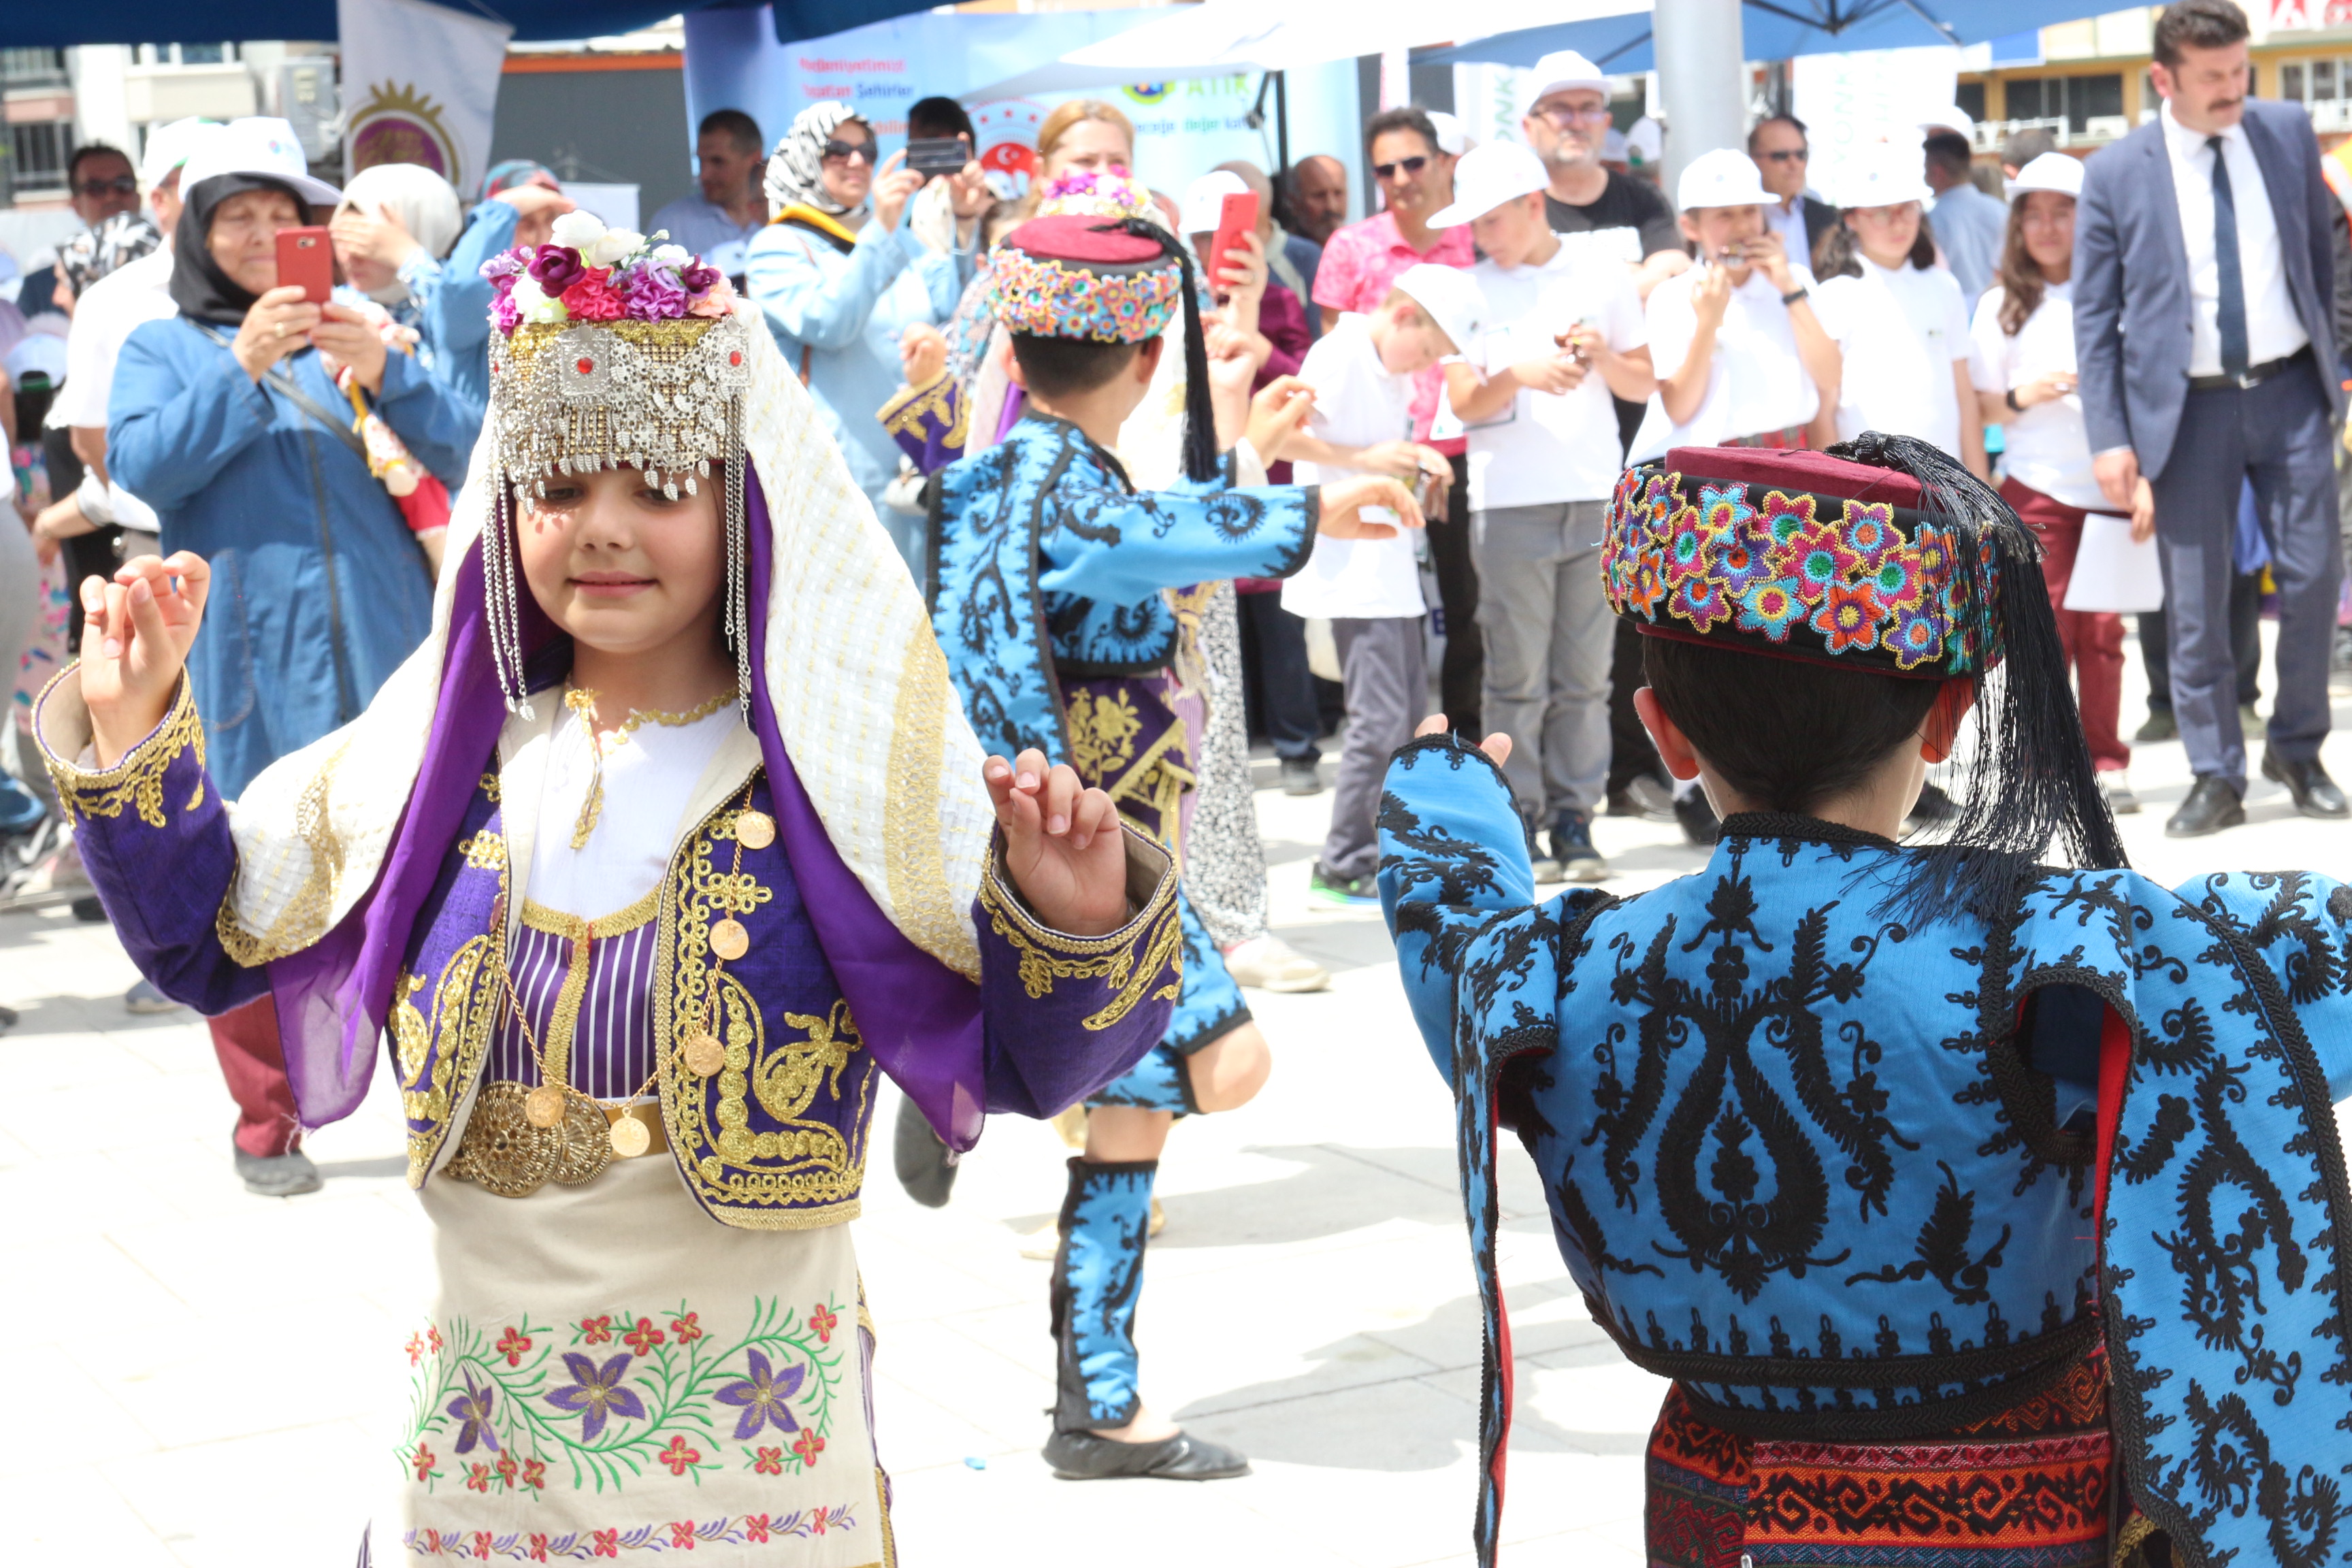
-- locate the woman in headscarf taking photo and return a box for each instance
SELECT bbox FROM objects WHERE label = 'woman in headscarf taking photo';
[745,102,990,581]
[328,161,486,431]
[103,122,478,1200]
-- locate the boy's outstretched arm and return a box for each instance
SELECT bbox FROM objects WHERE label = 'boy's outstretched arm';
[1375,719,1536,1081]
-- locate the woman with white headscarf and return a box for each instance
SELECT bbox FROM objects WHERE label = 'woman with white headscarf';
[744,102,990,582]
[329,163,484,434]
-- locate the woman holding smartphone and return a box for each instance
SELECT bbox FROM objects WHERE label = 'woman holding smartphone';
[1967,152,2136,814]
[101,121,476,1198]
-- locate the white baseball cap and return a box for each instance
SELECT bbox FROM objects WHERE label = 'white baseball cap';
[1179,169,1250,235]
[1391,263,1486,353]
[1919,105,1976,140]
[1520,51,1610,114]
[2006,150,2084,201]
[1677,147,1771,211]
[176,116,342,208]
[1426,110,1471,157]
[1429,140,1547,228]
[1836,141,1935,209]
[140,117,218,192]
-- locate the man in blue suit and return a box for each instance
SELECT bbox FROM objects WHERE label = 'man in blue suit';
[2077,0,2348,835]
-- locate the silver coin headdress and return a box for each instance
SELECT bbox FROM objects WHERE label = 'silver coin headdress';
[477,213,755,717]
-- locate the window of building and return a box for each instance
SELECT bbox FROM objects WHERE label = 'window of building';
[1957,81,1987,124]
[2006,73,2125,133]
[10,120,73,193]
[2278,57,2352,102]
[0,48,68,86]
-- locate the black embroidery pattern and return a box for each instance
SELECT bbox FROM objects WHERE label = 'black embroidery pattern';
[1582,843,1912,1303]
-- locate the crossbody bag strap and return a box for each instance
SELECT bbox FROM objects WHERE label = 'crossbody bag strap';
[193,322,370,462]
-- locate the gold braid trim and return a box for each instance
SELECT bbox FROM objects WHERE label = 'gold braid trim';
[42,667,206,829]
[977,825,1181,1030]
[214,735,352,968]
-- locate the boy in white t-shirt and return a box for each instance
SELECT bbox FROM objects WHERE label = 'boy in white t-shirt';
[1281,263,1484,903]
[1636,148,1841,459]
[1434,140,1654,882]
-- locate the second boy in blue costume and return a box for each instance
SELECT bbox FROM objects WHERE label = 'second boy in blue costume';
[927,212,1422,1479]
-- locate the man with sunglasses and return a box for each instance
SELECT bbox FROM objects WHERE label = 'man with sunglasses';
[67,144,142,229]
[1748,113,1838,273]
[1520,53,1684,306]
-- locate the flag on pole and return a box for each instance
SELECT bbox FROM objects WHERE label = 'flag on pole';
[338,0,513,199]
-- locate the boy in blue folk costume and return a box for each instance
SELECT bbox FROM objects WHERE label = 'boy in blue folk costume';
[927,212,1424,1480]
[1377,436,2352,1568]
[37,220,1184,1563]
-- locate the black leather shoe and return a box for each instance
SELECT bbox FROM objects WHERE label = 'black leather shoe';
[2261,750,2351,819]
[1043,1428,1251,1481]
[2165,775,2246,838]
[892,1096,958,1208]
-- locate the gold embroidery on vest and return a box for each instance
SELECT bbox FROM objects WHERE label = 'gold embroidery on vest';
[396,932,501,1186]
[977,850,1183,1030]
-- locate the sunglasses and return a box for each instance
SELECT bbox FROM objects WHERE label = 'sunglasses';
[75,174,138,198]
[1757,148,1810,163]
[1372,154,1429,181]
[821,139,876,165]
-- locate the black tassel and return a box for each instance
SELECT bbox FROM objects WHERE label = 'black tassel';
[1826,433,2127,926]
[1094,217,1220,485]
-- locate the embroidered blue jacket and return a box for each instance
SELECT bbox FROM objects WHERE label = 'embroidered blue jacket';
[1377,735,2352,1568]
[928,414,1316,1055]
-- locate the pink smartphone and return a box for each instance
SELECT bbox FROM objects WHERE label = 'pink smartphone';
[1209,191,1260,295]
[275,226,333,304]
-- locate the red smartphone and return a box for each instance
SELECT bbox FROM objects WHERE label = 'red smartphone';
[1209,191,1260,296]
[275,225,334,304]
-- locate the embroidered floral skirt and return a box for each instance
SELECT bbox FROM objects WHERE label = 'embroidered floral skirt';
[1644,1349,2113,1568]
[391,1156,888,1565]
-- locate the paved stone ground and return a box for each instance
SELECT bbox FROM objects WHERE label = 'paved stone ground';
[3,642,2348,1567]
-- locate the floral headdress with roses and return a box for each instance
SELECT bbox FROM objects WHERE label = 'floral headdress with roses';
[477,211,759,714]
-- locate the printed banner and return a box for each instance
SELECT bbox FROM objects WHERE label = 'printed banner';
[338,0,514,199]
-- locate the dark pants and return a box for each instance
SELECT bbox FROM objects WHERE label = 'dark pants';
[2138,575,2262,713]
[1432,453,1482,736]
[2146,363,2342,787]
[1606,618,1666,794]
[1323,617,1427,879]
[1235,587,1321,763]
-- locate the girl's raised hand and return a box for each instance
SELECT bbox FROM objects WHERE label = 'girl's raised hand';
[984,748,1131,938]
[81,552,210,768]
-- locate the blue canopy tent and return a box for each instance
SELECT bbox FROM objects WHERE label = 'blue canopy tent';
[0,0,936,47]
[1418,0,2124,72]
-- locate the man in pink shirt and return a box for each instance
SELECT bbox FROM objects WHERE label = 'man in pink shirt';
[1313,106,1482,732]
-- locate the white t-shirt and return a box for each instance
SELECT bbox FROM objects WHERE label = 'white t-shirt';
[1812,258,1972,457]
[57,243,177,429]
[1970,280,2104,512]
[1633,261,1821,458]
[1285,312,1425,620]
[1463,242,1646,510]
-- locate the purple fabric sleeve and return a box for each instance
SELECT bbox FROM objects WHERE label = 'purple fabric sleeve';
[37,679,269,1017]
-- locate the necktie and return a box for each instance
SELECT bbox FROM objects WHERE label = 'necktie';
[2208,134,2249,379]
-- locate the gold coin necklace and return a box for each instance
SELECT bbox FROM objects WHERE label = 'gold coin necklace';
[684,779,762,1079]
[495,950,667,1160]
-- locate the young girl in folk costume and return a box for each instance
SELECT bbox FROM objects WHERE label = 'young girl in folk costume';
[1378,438,2352,1568]
[926,213,1420,1480]
[1967,153,2137,817]
[38,219,1182,1562]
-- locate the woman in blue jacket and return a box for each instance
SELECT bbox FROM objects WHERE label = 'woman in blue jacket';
[746,103,989,578]
[109,159,475,801]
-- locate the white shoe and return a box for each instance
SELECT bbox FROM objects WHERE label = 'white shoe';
[2099,769,2140,815]
[1220,936,1330,993]
[1530,855,1567,885]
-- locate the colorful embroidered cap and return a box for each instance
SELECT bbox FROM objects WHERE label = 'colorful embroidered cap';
[1606,434,2127,927]
[1605,444,1995,678]
[988,214,1186,344]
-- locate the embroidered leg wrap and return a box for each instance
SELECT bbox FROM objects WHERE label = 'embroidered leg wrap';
[1050,1156,1156,1433]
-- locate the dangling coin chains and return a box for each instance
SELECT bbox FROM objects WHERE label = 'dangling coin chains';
[683,779,764,1079]
[495,938,668,1160]
[563,685,737,850]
